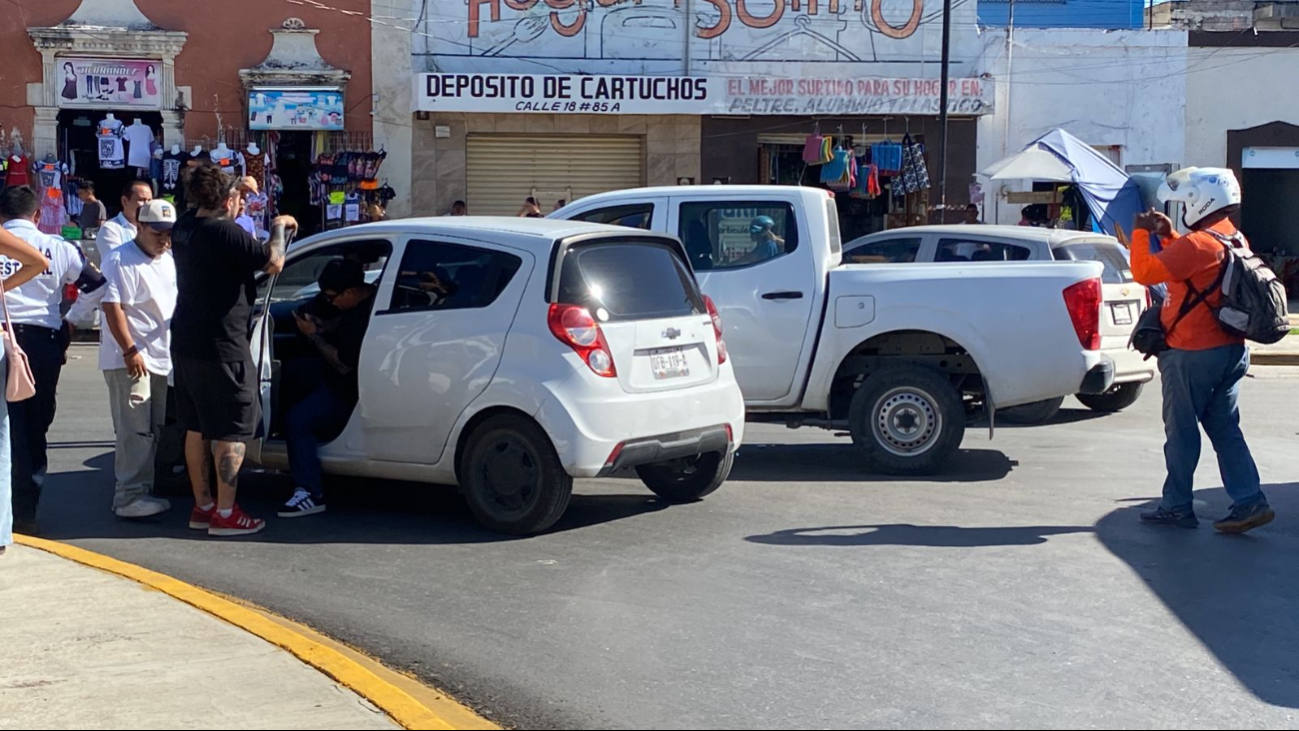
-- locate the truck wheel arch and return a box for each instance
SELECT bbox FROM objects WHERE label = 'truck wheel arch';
[828,330,986,420]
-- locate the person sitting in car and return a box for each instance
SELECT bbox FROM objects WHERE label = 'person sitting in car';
[279,259,377,519]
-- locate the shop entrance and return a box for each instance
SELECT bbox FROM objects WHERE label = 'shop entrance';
[275,131,320,237]
[58,109,162,217]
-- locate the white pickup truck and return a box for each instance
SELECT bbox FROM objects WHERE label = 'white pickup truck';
[554,186,1113,474]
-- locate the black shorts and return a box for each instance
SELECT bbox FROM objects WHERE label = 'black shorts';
[173,356,260,442]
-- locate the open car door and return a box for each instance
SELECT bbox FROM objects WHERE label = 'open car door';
[246,273,277,465]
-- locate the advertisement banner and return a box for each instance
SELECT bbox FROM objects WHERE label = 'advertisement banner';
[413,74,993,116]
[249,89,345,131]
[58,58,161,108]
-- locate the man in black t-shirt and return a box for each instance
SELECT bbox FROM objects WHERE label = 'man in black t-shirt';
[278,259,376,519]
[170,166,295,537]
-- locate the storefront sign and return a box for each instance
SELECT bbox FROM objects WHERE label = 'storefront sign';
[415,74,710,115]
[249,89,345,131]
[413,73,993,116]
[58,58,161,108]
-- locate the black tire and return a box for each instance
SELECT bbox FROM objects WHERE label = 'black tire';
[461,415,573,535]
[636,450,734,503]
[1076,382,1144,413]
[999,396,1065,425]
[848,366,965,476]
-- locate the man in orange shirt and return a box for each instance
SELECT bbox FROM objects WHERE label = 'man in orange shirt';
[1130,167,1274,534]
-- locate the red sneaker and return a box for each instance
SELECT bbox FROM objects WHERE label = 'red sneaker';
[208,506,266,537]
[189,504,215,530]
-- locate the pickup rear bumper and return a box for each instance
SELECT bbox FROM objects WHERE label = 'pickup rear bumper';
[1078,358,1116,395]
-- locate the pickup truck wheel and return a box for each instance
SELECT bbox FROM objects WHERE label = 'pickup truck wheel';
[461,415,572,536]
[636,450,734,503]
[1076,382,1144,413]
[999,397,1065,425]
[849,367,964,476]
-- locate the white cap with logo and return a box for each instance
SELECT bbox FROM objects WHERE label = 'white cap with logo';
[137,199,177,231]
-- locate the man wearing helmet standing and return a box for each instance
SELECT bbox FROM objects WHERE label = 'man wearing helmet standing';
[1130,167,1274,534]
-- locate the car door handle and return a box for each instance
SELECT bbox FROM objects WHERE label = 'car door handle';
[762,291,805,300]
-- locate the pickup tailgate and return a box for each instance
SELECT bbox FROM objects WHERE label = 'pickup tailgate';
[814,260,1107,410]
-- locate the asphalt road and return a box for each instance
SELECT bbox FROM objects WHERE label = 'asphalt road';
[35,345,1299,729]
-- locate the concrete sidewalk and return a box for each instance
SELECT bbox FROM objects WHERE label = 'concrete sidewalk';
[0,545,399,730]
[1251,333,1299,366]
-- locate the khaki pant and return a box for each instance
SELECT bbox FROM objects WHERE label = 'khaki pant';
[104,369,168,509]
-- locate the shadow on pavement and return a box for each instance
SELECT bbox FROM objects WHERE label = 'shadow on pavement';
[1096,483,1299,709]
[729,443,1016,483]
[746,523,1091,548]
[38,451,673,544]
[980,407,1114,430]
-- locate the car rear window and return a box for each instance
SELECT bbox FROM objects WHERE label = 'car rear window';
[1055,242,1134,284]
[556,241,705,322]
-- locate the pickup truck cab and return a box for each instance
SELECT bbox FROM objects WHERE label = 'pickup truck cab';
[555,186,1111,474]
[844,225,1154,422]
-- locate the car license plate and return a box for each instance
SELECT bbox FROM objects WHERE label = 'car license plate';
[650,347,690,380]
[1111,302,1135,326]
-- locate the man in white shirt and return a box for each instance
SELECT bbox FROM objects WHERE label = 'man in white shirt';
[96,179,152,253]
[100,200,178,518]
[66,179,153,328]
[0,186,86,533]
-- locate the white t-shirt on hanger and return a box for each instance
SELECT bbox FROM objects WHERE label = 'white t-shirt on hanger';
[123,123,154,169]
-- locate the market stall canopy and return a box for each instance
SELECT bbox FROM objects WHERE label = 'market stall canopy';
[981,128,1145,238]
[981,146,1073,182]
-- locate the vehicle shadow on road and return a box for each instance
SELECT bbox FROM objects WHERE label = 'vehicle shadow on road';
[729,443,1016,483]
[980,407,1113,430]
[39,454,673,544]
[746,523,1091,548]
[1095,483,1299,709]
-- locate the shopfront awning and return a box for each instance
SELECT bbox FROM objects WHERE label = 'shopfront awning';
[981,146,1074,182]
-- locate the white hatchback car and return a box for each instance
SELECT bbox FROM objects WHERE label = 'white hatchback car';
[250,218,746,534]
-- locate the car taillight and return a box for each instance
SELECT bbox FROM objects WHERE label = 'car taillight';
[704,295,727,364]
[548,304,617,377]
[1063,277,1103,351]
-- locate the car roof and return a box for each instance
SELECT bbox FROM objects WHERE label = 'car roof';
[853,225,1119,248]
[560,185,829,208]
[294,216,677,253]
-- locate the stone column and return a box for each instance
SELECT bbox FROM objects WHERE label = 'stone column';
[33,107,59,160]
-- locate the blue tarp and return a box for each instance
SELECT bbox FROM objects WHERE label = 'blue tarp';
[1028,129,1145,239]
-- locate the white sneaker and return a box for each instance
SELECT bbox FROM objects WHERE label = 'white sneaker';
[278,488,326,518]
[115,496,172,519]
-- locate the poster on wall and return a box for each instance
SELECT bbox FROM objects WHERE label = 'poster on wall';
[413,73,993,116]
[58,58,161,108]
[248,89,345,131]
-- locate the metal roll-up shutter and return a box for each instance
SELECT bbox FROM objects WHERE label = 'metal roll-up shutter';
[466,135,645,215]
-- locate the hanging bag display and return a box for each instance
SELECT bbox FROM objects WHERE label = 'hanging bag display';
[803,134,828,165]
[820,145,850,185]
[871,140,904,174]
[899,134,931,195]
[0,276,37,403]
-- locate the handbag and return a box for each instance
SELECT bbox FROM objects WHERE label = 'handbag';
[1130,264,1228,359]
[0,275,36,402]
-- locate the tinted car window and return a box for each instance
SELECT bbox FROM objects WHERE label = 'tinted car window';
[936,238,1032,262]
[845,237,923,264]
[1055,242,1135,284]
[571,204,654,230]
[390,240,522,312]
[556,241,704,322]
[677,201,799,271]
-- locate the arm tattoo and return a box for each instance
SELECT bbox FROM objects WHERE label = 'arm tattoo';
[265,223,288,268]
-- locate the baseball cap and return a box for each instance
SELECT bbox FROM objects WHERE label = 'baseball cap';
[138,199,177,231]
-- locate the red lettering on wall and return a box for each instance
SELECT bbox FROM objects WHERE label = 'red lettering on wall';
[696,0,733,38]
[468,0,501,37]
[504,0,538,9]
[871,0,924,39]
[735,0,786,29]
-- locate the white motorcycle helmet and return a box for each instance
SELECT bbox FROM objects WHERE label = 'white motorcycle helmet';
[1157,167,1242,228]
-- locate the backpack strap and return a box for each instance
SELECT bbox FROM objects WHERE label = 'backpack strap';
[1165,256,1230,339]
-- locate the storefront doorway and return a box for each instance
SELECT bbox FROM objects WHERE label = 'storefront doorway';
[59,109,162,217]
[275,131,319,237]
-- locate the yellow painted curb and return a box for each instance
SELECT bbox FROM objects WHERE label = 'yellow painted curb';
[14,535,500,731]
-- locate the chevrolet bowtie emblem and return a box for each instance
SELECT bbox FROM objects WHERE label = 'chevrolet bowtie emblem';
[663,327,682,340]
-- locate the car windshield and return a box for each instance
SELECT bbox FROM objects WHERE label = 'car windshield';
[1055,242,1135,284]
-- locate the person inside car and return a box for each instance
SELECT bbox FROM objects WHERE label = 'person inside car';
[279,259,378,518]
[740,216,784,265]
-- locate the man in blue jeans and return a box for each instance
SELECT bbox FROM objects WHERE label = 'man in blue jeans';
[1130,167,1274,534]
[279,259,375,518]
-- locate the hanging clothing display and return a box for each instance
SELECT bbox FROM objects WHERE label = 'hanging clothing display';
[160,150,188,197]
[35,161,66,234]
[4,155,30,187]
[244,152,267,187]
[899,135,930,195]
[97,117,125,170]
[871,140,904,175]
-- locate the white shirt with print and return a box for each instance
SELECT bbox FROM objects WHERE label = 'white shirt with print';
[0,219,84,329]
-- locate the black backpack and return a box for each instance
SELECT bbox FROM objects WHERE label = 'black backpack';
[1205,231,1290,345]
